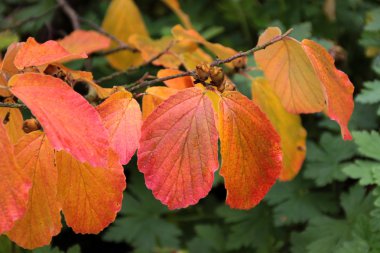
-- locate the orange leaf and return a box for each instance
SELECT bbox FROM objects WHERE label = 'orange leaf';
[97,91,142,165]
[254,27,325,113]
[7,132,61,249]
[252,78,306,181]
[59,30,111,55]
[56,150,126,234]
[218,91,282,209]
[102,0,148,70]
[161,0,193,29]
[0,101,24,144]
[302,39,354,140]
[128,35,182,69]
[138,87,219,209]
[142,86,178,119]
[172,25,237,68]
[1,42,24,78]
[156,69,193,89]
[9,73,110,167]
[0,122,31,234]
[14,38,87,69]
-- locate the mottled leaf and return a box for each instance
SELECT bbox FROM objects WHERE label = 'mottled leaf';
[218,91,282,209]
[142,86,178,119]
[56,150,126,234]
[97,90,141,165]
[251,77,306,181]
[0,122,31,234]
[7,132,61,249]
[9,73,110,167]
[138,87,219,209]
[14,38,86,69]
[302,39,354,140]
[254,27,325,113]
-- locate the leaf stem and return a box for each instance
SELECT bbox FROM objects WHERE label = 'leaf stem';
[0,102,26,109]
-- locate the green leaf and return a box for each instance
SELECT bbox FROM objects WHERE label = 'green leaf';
[0,31,18,50]
[216,204,279,252]
[265,178,338,226]
[187,225,225,253]
[291,186,375,253]
[352,131,380,161]
[356,80,380,104]
[364,8,380,31]
[303,133,356,186]
[343,160,380,185]
[103,173,181,253]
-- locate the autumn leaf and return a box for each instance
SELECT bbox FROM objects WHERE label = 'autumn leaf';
[128,35,182,69]
[0,98,24,144]
[157,69,194,89]
[138,87,219,209]
[180,47,213,70]
[14,38,87,69]
[161,0,193,29]
[218,91,282,209]
[302,39,354,140]
[58,30,111,55]
[7,131,61,249]
[56,150,126,234]
[142,86,178,119]
[254,27,325,113]
[172,25,237,68]
[252,77,306,181]
[9,73,110,167]
[102,0,148,70]
[1,42,24,78]
[0,122,31,234]
[97,90,142,165]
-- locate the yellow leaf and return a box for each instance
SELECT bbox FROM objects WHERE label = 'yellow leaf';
[161,0,193,29]
[252,77,306,181]
[142,86,178,119]
[102,0,149,70]
[254,27,325,113]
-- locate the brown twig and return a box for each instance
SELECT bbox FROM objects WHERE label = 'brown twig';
[96,41,175,83]
[78,17,137,53]
[57,0,80,30]
[0,102,26,109]
[126,29,293,92]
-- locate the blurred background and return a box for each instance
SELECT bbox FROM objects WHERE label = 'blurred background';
[1,0,380,252]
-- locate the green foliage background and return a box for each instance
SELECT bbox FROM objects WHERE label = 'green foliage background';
[1,0,380,252]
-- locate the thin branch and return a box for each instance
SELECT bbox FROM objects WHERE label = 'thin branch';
[78,17,137,53]
[0,102,26,109]
[210,28,293,67]
[1,5,58,31]
[96,41,175,83]
[57,0,80,30]
[126,29,293,92]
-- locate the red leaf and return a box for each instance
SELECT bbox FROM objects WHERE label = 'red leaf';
[138,87,219,209]
[218,91,282,209]
[302,39,354,140]
[59,30,111,55]
[97,90,142,165]
[9,73,110,167]
[14,38,87,69]
[0,122,31,234]
[56,150,126,234]
[7,132,61,249]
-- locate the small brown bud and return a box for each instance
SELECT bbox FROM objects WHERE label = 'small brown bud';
[209,66,225,86]
[195,63,210,81]
[23,118,41,133]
